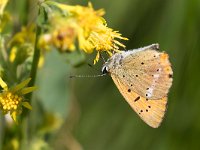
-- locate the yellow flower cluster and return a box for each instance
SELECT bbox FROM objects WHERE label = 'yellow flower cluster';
[0,92,22,111]
[0,77,36,122]
[41,2,128,64]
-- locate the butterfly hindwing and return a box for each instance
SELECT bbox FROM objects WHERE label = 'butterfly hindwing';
[111,74,167,128]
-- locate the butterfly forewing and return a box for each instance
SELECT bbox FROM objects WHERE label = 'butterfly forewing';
[117,48,173,100]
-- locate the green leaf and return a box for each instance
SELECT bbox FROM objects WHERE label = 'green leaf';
[22,102,32,110]
[37,50,70,118]
[21,87,37,95]
[10,78,31,93]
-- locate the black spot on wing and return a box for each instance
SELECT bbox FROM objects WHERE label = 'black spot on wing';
[134,96,140,102]
[169,74,173,78]
[139,109,143,115]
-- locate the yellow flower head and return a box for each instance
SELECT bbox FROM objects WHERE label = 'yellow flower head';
[52,25,76,52]
[59,2,105,34]
[9,25,35,47]
[39,16,78,52]
[51,17,78,52]
[45,1,128,64]
[8,25,35,64]
[0,77,36,122]
[0,0,8,15]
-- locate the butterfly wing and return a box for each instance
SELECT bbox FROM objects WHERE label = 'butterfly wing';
[117,47,173,100]
[111,75,167,128]
[106,44,172,127]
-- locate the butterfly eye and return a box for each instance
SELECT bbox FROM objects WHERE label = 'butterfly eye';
[102,66,108,74]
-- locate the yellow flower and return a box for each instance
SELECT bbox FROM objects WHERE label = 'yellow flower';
[0,0,8,15]
[8,25,35,47]
[39,16,78,53]
[9,46,17,62]
[38,34,52,51]
[52,26,76,52]
[0,0,10,33]
[45,1,128,64]
[57,2,105,33]
[8,25,35,63]
[50,18,78,52]
[0,77,37,122]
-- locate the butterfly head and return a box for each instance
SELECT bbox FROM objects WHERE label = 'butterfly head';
[102,59,112,74]
[101,65,109,74]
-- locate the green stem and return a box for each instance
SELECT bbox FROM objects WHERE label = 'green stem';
[27,20,41,100]
[23,0,30,25]
[0,114,5,150]
[20,118,28,150]
[22,9,41,117]
[20,8,41,150]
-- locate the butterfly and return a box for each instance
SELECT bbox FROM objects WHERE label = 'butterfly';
[102,44,173,128]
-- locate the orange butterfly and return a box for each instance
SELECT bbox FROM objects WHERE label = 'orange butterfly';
[102,44,173,128]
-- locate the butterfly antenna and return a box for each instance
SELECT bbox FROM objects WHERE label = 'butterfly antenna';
[87,63,100,72]
[69,74,106,78]
[87,63,93,68]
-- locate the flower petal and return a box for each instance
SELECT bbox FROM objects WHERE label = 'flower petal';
[9,46,17,62]
[93,52,100,64]
[10,111,18,123]
[106,51,113,56]
[0,0,8,15]
[0,77,8,90]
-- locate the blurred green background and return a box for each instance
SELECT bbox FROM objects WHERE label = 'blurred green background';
[3,0,200,149]
[69,0,200,150]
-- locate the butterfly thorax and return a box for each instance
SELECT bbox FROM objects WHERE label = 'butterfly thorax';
[102,52,124,74]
